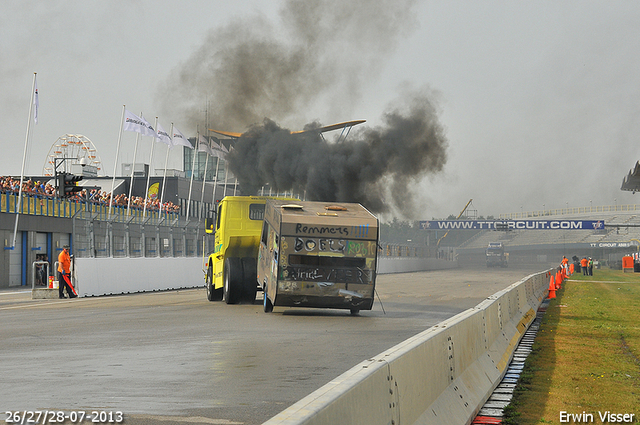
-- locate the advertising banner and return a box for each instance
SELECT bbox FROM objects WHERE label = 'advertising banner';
[418,220,605,231]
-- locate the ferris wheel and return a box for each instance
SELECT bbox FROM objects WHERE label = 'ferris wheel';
[43,134,104,176]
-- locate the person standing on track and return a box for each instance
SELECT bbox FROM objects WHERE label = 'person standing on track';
[58,245,77,299]
[561,256,569,274]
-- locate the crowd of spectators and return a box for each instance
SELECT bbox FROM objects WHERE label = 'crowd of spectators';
[0,176,180,213]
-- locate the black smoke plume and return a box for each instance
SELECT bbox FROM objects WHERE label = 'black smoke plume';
[158,0,448,216]
[159,0,420,131]
[227,89,447,215]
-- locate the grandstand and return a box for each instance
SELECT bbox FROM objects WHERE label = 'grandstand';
[455,205,640,268]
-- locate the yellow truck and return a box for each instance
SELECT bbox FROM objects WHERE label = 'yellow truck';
[205,196,298,303]
[258,199,379,314]
[205,196,380,314]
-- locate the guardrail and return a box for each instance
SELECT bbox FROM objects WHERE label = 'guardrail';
[263,269,550,425]
[1,192,179,224]
[31,261,51,290]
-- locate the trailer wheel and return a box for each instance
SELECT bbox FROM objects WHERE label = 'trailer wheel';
[224,257,242,304]
[263,292,274,313]
[206,263,222,301]
[350,309,360,315]
[241,257,258,303]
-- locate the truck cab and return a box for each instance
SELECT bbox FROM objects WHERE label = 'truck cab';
[205,195,297,304]
[486,242,508,268]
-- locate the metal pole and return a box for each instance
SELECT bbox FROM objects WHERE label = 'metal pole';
[12,72,37,248]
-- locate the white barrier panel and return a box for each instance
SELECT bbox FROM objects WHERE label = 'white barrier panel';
[263,270,550,425]
[73,256,454,297]
[74,257,205,297]
[378,257,458,274]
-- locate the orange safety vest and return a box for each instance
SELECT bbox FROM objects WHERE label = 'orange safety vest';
[580,258,588,267]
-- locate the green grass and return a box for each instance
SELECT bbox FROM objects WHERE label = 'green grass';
[502,268,640,424]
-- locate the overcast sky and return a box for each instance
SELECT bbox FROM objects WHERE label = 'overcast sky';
[2,1,640,219]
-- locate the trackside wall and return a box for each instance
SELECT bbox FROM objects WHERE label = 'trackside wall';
[377,257,458,274]
[263,270,550,425]
[73,257,204,297]
[70,257,449,297]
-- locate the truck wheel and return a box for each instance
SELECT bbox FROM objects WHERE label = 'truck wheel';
[241,257,257,303]
[224,257,242,304]
[206,263,222,301]
[263,292,274,313]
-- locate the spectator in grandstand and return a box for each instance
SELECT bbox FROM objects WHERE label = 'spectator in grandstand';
[0,175,181,214]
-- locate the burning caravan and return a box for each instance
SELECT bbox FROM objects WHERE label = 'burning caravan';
[258,200,379,314]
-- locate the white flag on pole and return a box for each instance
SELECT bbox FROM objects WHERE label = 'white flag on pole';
[210,140,228,159]
[198,135,214,156]
[198,141,213,156]
[156,122,172,146]
[172,127,193,149]
[124,110,158,138]
[33,76,39,124]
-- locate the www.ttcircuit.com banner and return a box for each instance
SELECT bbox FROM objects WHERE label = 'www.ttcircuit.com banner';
[418,220,605,230]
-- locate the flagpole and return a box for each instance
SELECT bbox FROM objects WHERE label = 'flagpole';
[126,111,145,216]
[211,156,220,204]
[143,117,158,218]
[109,106,126,214]
[12,72,37,249]
[199,141,210,219]
[223,158,229,198]
[159,123,173,216]
[185,131,198,219]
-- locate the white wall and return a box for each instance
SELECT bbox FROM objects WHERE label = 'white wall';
[74,256,456,297]
[378,257,458,274]
[74,257,205,297]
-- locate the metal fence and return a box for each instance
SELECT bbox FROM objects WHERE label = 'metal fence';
[5,191,451,261]
[1,191,180,223]
[1,191,209,259]
[72,208,208,258]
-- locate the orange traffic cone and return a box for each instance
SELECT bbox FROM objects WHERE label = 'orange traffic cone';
[570,263,574,275]
[548,275,556,299]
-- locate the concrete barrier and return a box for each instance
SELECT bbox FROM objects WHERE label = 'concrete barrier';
[263,270,550,425]
[32,287,60,299]
[71,256,454,297]
[378,257,458,274]
[74,257,205,297]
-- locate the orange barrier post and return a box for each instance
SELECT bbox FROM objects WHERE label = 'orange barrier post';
[555,271,561,290]
[548,275,556,299]
[570,263,574,275]
[622,255,634,273]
